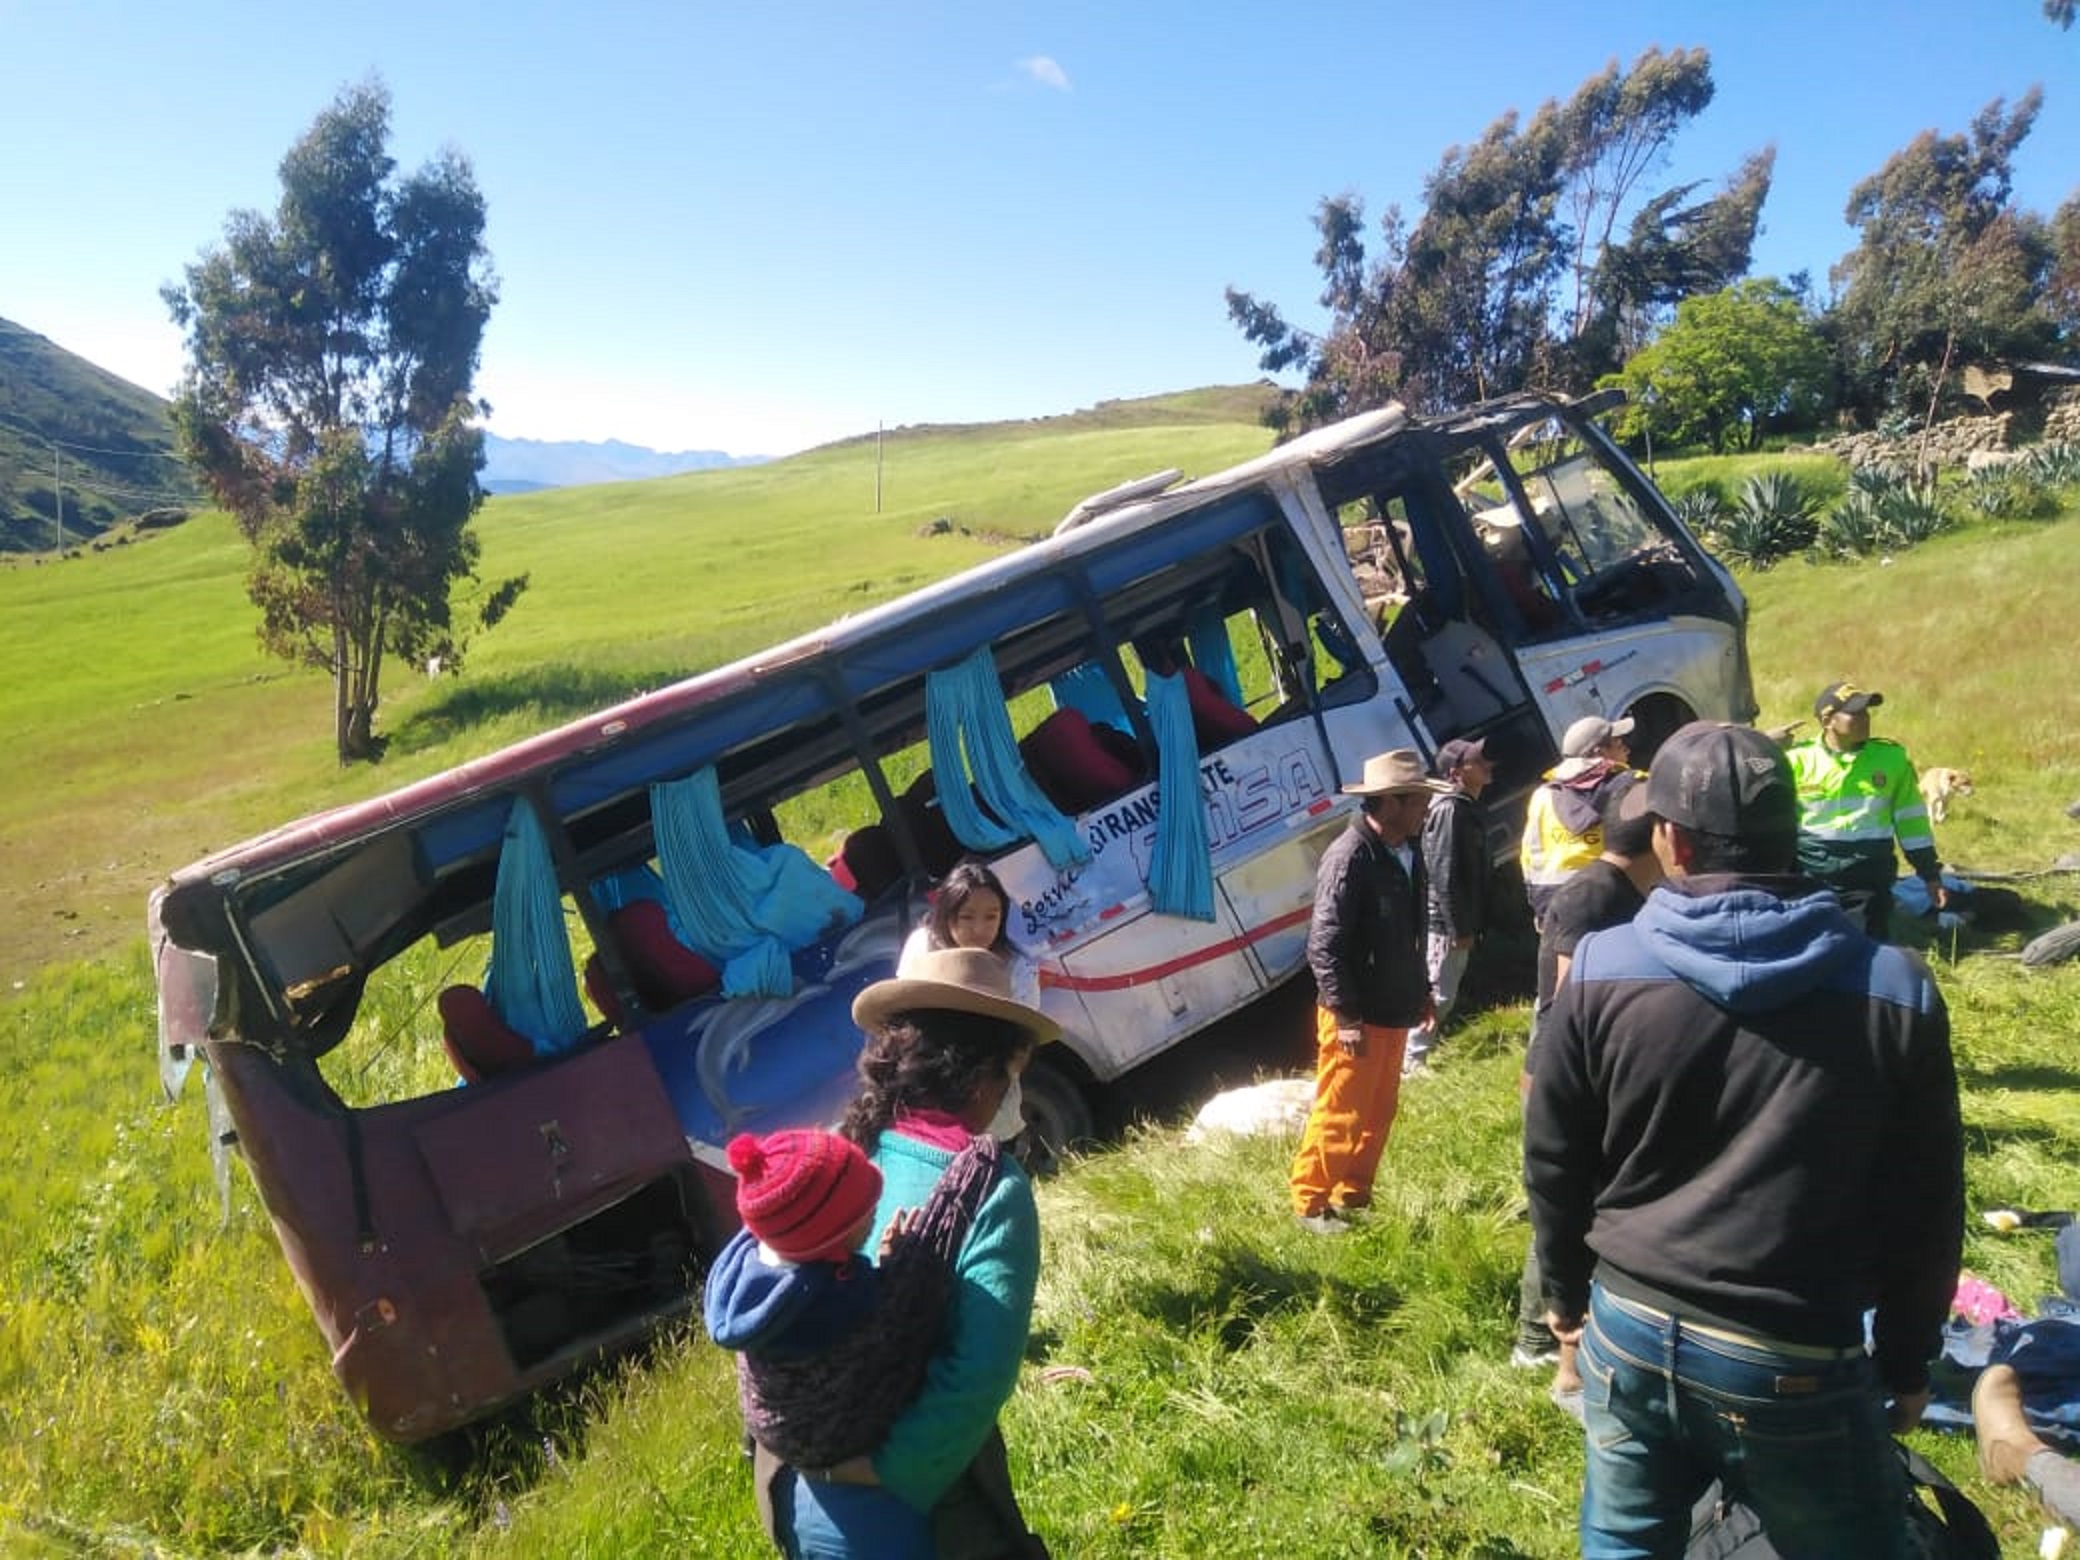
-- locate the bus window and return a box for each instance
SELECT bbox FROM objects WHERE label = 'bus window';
[1494,426,1707,623]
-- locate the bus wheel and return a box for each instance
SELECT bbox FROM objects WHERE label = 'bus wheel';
[1622,693,1696,770]
[1015,1054,1096,1177]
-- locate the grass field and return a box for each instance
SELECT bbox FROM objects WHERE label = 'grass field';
[2,403,2078,1556]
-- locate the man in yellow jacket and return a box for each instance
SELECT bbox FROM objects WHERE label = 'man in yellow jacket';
[1520,713,1636,929]
[1785,680,1948,940]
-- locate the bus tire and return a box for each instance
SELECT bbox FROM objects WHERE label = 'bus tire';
[1015,1053,1096,1177]
[1621,692,1696,770]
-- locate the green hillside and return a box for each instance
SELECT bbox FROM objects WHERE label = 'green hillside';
[0,402,2077,1554]
[0,316,198,552]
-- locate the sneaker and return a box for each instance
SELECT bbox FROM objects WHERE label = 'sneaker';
[1510,1342,1561,1369]
[1295,1210,1347,1236]
[1401,1056,1433,1079]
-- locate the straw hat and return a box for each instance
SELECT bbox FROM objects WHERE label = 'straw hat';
[852,945,1061,1045]
[1340,748,1453,797]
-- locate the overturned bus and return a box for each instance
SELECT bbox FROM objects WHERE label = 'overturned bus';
[149,390,1754,1441]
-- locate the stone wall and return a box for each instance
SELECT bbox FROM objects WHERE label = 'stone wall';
[1809,388,2080,470]
[2046,386,2080,445]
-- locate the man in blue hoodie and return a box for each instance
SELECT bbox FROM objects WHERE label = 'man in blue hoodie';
[1525,722,1963,1560]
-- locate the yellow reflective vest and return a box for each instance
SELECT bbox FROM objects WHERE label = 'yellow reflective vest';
[1520,763,1636,921]
[1785,736,1941,892]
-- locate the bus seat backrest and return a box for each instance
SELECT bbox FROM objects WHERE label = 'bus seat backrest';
[1021,708,1145,814]
[900,773,966,877]
[613,899,722,1011]
[837,822,905,903]
[1182,665,1260,748]
[438,985,536,1083]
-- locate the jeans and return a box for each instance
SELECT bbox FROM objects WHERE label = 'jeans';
[1403,933,1470,1068]
[1576,1285,1910,1560]
[772,1468,934,1559]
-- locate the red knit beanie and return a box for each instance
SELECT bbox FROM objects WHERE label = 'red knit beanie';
[726,1129,883,1263]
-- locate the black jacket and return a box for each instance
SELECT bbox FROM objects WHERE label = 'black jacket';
[1524,874,1963,1394]
[1307,815,1429,1028]
[1420,789,1491,941]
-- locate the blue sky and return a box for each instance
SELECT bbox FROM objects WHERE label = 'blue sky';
[4,1,2075,456]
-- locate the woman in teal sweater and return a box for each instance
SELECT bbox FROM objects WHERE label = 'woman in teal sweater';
[755,945,1057,1560]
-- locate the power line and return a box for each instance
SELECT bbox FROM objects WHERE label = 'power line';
[63,473,194,505]
[0,410,190,462]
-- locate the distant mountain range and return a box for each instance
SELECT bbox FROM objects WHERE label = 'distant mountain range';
[0,316,770,547]
[480,435,765,494]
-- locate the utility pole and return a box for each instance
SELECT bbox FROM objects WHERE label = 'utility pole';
[52,441,63,550]
[874,421,883,514]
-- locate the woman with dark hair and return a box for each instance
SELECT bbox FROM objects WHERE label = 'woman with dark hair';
[900,859,1040,1008]
[751,946,1058,1560]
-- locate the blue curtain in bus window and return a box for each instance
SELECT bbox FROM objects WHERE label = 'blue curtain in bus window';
[486,801,589,1055]
[651,769,863,999]
[1186,605,1244,707]
[1143,671,1216,921]
[926,647,1091,870]
[1049,659,1130,732]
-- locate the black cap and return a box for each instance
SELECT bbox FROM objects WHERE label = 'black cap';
[1814,681,1884,719]
[1643,722,1798,839]
[1434,736,1488,776]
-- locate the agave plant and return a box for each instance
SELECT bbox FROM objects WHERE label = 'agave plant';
[1714,471,1819,568]
[1672,487,1725,539]
[2027,441,2080,486]
[1848,461,1908,496]
[1962,465,2057,521]
[1870,474,1952,544]
[1817,491,1888,558]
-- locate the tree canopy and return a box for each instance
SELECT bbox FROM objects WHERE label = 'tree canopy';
[1829,89,2057,428]
[1601,279,1831,453]
[1227,47,1770,433]
[165,80,521,764]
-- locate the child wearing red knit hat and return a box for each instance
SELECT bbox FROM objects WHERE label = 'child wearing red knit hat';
[704,1128,900,1360]
[704,1127,933,1555]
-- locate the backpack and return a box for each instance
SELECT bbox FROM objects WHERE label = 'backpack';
[1684,1440,1999,1559]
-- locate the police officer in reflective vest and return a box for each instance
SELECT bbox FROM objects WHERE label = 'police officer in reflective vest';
[1785,681,1948,941]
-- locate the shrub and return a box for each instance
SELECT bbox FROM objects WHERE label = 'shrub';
[1715,471,1818,568]
[1962,466,2058,521]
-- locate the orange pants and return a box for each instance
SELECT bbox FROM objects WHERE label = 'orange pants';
[1289,1007,1408,1216]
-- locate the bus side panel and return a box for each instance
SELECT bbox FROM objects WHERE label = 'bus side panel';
[1512,616,1747,748]
[1048,901,1262,1080]
[210,1036,700,1442]
[995,710,1404,1082]
[1214,810,1350,989]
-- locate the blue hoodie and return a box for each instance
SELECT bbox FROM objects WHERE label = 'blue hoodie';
[703,1227,881,1359]
[1525,873,1964,1394]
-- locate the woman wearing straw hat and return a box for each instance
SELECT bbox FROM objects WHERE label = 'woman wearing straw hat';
[751,945,1059,1559]
[1290,749,1451,1234]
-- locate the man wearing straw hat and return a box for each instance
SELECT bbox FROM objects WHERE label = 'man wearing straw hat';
[1290,749,1452,1233]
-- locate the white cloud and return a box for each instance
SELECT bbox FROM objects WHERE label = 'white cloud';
[1017,56,1071,93]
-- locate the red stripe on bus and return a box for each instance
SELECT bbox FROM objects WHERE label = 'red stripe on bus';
[1045,905,1314,993]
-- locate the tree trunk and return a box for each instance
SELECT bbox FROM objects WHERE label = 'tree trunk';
[1919,327,1956,482]
[332,622,352,767]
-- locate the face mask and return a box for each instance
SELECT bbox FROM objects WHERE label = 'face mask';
[987,1076,1025,1142]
